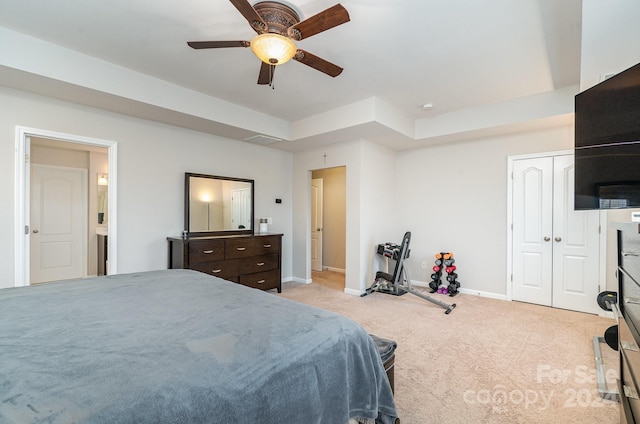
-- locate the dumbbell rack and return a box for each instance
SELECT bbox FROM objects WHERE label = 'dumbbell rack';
[428,252,461,297]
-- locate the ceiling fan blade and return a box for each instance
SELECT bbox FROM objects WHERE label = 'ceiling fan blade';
[229,0,268,33]
[294,49,343,77]
[258,62,275,85]
[187,41,250,49]
[287,4,350,40]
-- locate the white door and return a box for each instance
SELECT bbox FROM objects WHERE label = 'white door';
[551,155,600,312]
[512,154,600,314]
[231,188,251,229]
[311,178,323,272]
[512,157,553,306]
[30,164,87,284]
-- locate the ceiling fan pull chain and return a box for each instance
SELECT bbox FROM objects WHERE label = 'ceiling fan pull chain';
[270,65,275,89]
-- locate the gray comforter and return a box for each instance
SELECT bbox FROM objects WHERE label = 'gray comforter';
[0,270,397,423]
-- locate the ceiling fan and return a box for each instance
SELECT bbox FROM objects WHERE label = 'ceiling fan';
[187,0,350,86]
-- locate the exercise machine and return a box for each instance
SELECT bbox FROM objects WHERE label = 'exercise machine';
[362,232,456,314]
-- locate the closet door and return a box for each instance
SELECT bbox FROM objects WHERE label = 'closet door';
[511,155,599,314]
[512,157,554,306]
[551,155,600,312]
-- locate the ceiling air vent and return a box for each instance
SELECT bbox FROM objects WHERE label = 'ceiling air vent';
[244,135,283,145]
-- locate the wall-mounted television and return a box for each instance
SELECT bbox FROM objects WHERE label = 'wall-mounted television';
[574,62,640,210]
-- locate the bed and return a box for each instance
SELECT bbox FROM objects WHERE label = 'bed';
[0,269,398,423]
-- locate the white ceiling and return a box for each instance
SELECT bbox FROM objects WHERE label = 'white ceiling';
[0,0,582,151]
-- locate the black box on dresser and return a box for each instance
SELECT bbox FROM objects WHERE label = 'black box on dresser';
[168,233,283,293]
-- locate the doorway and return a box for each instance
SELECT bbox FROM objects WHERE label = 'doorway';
[311,167,346,291]
[508,152,600,314]
[14,127,118,287]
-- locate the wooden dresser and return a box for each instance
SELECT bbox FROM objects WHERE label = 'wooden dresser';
[616,223,640,423]
[168,233,283,292]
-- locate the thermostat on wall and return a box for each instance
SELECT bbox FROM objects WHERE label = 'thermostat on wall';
[632,211,640,222]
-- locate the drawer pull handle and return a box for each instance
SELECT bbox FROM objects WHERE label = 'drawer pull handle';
[622,251,640,257]
[211,269,222,273]
[203,250,214,254]
[257,279,266,284]
[624,384,639,400]
[257,262,265,266]
[236,247,246,251]
[622,340,639,352]
[263,244,272,248]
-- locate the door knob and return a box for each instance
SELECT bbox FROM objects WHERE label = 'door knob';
[543,236,550,241]
[32,229,39,234]
[555,237,562,242]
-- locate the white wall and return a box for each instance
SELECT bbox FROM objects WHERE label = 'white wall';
[581,0,640,293]
[580,0,640,91]
[395,126,573,297]
[0,86,293,288]
[292,126,573,298]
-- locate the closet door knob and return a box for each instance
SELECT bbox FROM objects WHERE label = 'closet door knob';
[555,237,562,242]
[543,237,550,242]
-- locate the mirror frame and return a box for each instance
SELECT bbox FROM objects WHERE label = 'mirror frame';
[184,172,254,237]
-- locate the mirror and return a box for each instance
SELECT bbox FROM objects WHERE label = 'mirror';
[185,173,254,236]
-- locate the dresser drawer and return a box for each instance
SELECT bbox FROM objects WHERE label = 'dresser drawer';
[239,269,280,291]
[188,239,225,264]
[618,319,640,372]
[239,254,278,274]
[255,236,281,255]
[621,228,640,283]
[191,259,239,281]
[621,347,640,423]
[225,238,256,259]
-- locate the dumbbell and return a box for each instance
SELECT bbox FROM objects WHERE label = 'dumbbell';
[446,265,457,274]
[435,253,444,259]
[597,291,618,311]
[446,273,458,282]
[433,265,441,273]
[429,281,439,292]
[448,283,458,294]
[431,273,440,281]
[443,252,453,260]
[444,258,455,267]
[435,259,443,266]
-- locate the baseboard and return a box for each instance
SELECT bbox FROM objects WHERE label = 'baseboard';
[287,277,508,300]
[322,266,346,273]
[598,310,616,320]
[284,277,312,284]
[411,280,508,301]
[457,287,508,301]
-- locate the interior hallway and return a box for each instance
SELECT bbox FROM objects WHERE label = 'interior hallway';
[312,270,345,291]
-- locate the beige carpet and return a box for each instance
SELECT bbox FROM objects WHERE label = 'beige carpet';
[278,273,619,424]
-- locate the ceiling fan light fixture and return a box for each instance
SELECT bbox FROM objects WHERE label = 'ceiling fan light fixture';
[250,33,296,65]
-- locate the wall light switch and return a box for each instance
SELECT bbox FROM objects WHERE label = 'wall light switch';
[632,211,640,222]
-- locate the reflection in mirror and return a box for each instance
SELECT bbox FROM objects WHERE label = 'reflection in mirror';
[185,173,254,235]
[97,173,108,225]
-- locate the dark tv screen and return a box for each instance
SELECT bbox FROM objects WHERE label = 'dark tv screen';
[574,62,640,210]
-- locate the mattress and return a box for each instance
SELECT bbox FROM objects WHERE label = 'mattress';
[0,269,397,424]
